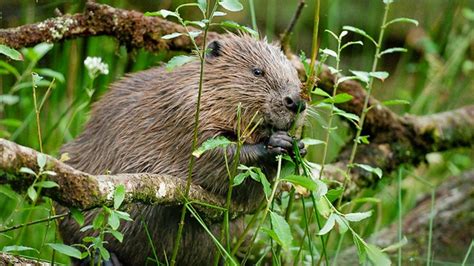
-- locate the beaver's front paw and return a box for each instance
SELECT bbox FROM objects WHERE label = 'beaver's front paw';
[266,131,306,158]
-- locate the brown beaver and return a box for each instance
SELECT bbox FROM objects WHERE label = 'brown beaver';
[59,34,306,265]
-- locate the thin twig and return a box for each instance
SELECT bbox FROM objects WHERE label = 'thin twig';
[0,212,69,233]
[280,0,306,54]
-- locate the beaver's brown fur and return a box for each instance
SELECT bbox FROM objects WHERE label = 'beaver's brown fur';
[59,34,306,265]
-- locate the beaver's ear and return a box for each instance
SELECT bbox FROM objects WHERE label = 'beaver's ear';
[207,40,222,58]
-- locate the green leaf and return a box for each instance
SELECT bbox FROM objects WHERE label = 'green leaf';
[0,45,23,61]
[366,244,391,266]
[385,17,419,27]
[0,61,20,78]
[108,230,124,243]
[341,41,364,50]
[47,243,82,259]
[281,175,317,191]
[345,211,373,222]
[219,0,243,12]
[353,234,367,263]
[325,93,353,104]
[185,20,206,28]
[261,227,284,247]
[22,43,53,63]
[334,214,349,234]
[325,29,339,40]
[312,88,331,98]
[193,136,233,158]
[269,211,293,250]
[342,26,377,46]
[382,99,410,106]
[165,55,197,72]
[2,245,38,253]
[301,138,325,146]
[92,212,105,230]
[108,211,120,230]
[34,181,59,188]
[37,153,47,169]
[326,187,343,202]
[144,9,179,18]
[318,213,336,235]
[213,11,227,17]
[189,30,202,39]
[114,210,133,221]
[350,70,370,83]
[42,170,57,176]
[334,108,360,123]
[35,68,65,83]
[114,185,126,209]
[354,163,383,179]
[99,246,111,261]
[383,0,394,4]
[379,47,407,57]
[27,186,37,202]
[161,32,183,40]
[0,118,21,127]
[314,179,328,198]
[232,172,249,187]
[0,95,19,105]
[220,21,258,37]
[70,208,85,226]
[316,197,331,217]
[0,185,19,200]
[197,0,207,13]
[369,71,389,81]
[463,8,474,21]
[320,48,337,58]
[257,169,271,199]
[382,236,408,252]
[19,167,36,176]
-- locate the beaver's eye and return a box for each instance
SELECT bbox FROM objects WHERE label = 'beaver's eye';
[252,68,264,77]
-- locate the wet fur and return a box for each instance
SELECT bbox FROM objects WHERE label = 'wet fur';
[59,34,303,265]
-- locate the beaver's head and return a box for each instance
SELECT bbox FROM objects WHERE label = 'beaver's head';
[202,34,305,140]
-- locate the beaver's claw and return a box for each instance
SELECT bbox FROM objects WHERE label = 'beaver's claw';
[266,131,306,158]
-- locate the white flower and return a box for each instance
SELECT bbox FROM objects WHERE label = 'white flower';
[84,56,109,78]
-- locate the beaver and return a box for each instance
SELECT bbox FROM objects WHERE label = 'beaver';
[58,34,307,265]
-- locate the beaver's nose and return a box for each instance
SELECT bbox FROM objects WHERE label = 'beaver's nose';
[283,94,306,113]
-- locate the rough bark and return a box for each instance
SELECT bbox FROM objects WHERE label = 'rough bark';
[0,138,244,221]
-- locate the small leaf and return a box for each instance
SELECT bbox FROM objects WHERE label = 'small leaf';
[325,29,338,40]
[27,186,37,202]
[108,211,120,230]
[185,20,206,28]
[336,76,359,85]
[334,214,349,234]
[70,208,85,226]
[261,227,284,246]
[161,32,183,40]
[382,236,408,252]
[0,186,19,200]
[345,211,373,222]
[47,243,82,259]
[314,179,328,198]
[269,211,293,250]
[382,99,410,106]
[79,225,93,233]
[320,48,337,58]
[353,234,367,263]
[0,95,19,105]
[342,26,377,46]
[232,172,249,187]
[193,136,233,158]
[0,45,23,61]
[2,245,38,253]
[318,213,336,235]
[366,244,391,266]
[325,93,353,104]
[114,184,126,209]
[144,10,179,18]
[37,153,47,169]
[354,163,383,179]
[108,230,124,243]
[385,17,419,27]
[316,197,332,217]
[35,68,65,83]
[165,55,197,72]
[369,71,389,81]
[197,0,207,13]
[328,66,339,75]
[334,109,360,123]
[219,0,244,12]
[189,30,202,39]
[379,47,407,57]
[34,181,59,188]
[92,212,105,230]
[312,88,331,98]
[281,175,317,191]
[301,138,325,146]
[220,21,258,37]
[341,41,363,50]
[19,167,36,176]
[114,210,133,221]
[350,70,370,83]
[99,246,110,261]
[357,135,370,144]
[213,11,227,17]
[42,170,57,176]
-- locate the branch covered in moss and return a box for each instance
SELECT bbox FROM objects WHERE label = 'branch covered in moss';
[0,138,244,221]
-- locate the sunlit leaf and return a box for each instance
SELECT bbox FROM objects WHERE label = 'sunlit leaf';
[108,230,124,243]
[301,138,325,146]
[342,26,377,46]
[281,175,317,191]
[232,172,249,187]
[189,30,202,39]
[27,186,37,202]
[108,211,120,230]
[382,99,410,106]
[37,153,47,169]
[19,167,36,176]
[47,243,83,259]
[341,41,364,50]
[193,136,233,158]
[354,163,383,179]
[369,71,389,81]
[2,245,38,253]
[318,213,336,235]
[34,181,59,188]
[320,48,337,58]
[114,184,126,209]
[379,47,407,57]
[219,0,244,12]
[270,211,293,250]
[0,45,23,61]
[213,11,227,17]
[345,211,373,222]
[220,21,258,37]
[0,95,19,106]
[385,17,419,27]
[144,9,179,18]
[161,32,183,40]
[334,214,349,234]
[350,70,370,83]
[366,244,391,266]
[312,88,331,98]
[197,0,207,13]
[35,68,65,83]
[70,208,85,226]
[324,93,353,104]
[165,55,197,72]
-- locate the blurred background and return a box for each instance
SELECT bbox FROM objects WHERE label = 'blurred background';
[0,0,473,264]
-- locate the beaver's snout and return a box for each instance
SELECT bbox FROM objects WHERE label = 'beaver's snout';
[283,93,306,113]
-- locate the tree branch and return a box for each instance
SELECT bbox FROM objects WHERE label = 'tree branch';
[0,138,245,221]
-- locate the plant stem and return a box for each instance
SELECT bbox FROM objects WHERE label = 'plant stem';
[249,0,257,32]
[397,166,403,266]
[0,212,69,233]
[338,1,392,208]
[306,0,321,95]
[426,188,435,266]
